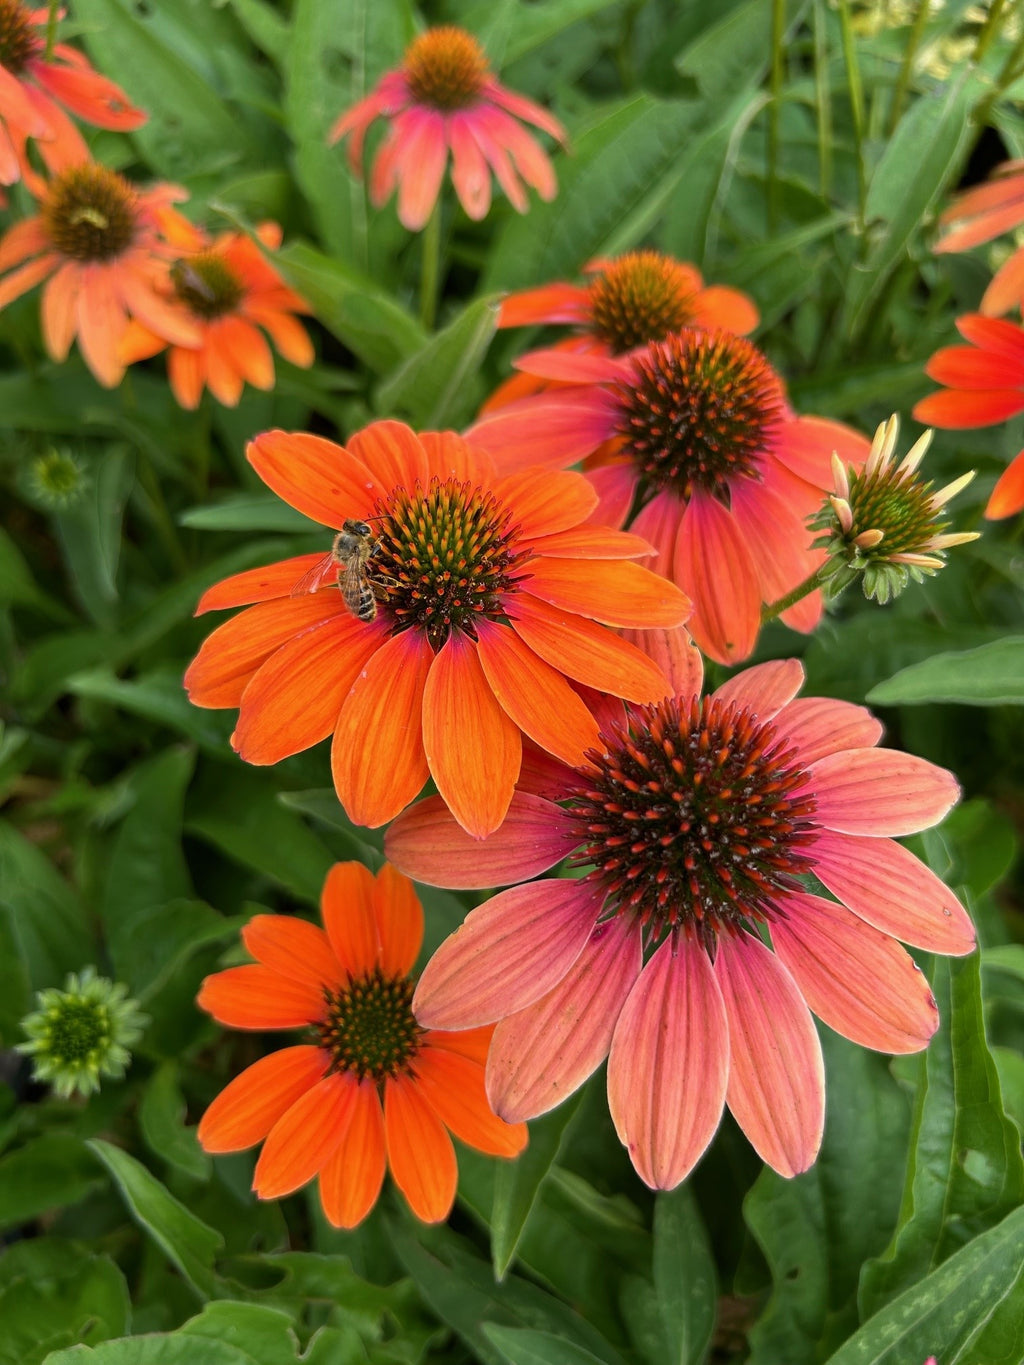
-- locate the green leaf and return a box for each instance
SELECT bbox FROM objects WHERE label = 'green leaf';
[485,1327,610,1365]
[178,494,319,534]
[0,907,31,1045]
[867,637,1024,706]
[0,821,95,991]
[139,1063,211,1182]
[496,0,622,64]
[113,899,245,1003]
[228,0,290,66]
[53,448,134,629]
[674,0,807,98]
[42,1339,253,1365]
[177,1302,303,1362]
[88,1139,223,1300]
[0,527,71,620]
[653,1186,717,1365]
[0,1239,129,1363]
[824,1204,1024,1365]
[0,1136,105,1232]
[376,296,500,428]
[859,955,1024,1314]
[68,669,234,752]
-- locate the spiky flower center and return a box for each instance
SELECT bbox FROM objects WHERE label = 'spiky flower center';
[616,330,784,501]
[845,466,948,557]
[588,252,699,353]
[0,0,37,73]
[371,477,531,649]
[171,252,245,320]
[42,998,112,1067]
[566,695,817,943]
[43,164,138,263]
[404,26,489,110]
[316,969,423,1082]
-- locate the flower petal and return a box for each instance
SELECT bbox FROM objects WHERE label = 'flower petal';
[197,964,325,1030]
[416,1043,527,1157]
[321,861,380,978]
[674,492,761,665]
[241,915,342,993]
[247,430,383,526]
[771,696,884,764]
[196,554,331,614]
[712,658,805,719]
[986,448,1024,519]
[384,1074,457,1222]
[318,1082,387,1228]
[198,1046,329,1152]
[620,625,704,702]
[373,864,423,977]
[912,388,1024,429]
[492,466,599,537]
[808,750,960,836]
[347,419,431,491]
[254,1070,360,1198]
[524,556,691,628]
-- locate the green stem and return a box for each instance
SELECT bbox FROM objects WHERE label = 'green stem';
[419,200,442,331]
[767,0,786,231]
[813,0,832,201]
[45,0,59,58]
[136,455,188,576]
[760,567,824,624]
[973,0,1007,66]
[837,0,867,239]
[888,0,930,136]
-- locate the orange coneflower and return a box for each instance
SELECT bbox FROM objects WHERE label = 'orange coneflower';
[198,861,527,1226]
[0,0,145,186]
[119,223,314,409]
[185,420,690,838]
[329,25,566,231]
[388,660,973,1189]
[0,155,201,386]
[934,160,1024,255]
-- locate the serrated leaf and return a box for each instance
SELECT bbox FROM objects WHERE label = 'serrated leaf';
[867,638,1024,706]
[376,296,500,428]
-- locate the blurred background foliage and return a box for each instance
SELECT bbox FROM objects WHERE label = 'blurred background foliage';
[1,0,1023,1362]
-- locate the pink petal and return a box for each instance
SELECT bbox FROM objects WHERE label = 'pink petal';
[513,346,625,384]
[772,415,870,487]
[712,658,805,719]
[771,891,940,1053]
[674,492,761,665]
[629,488,682,579]
[619,624,704,702]
[584,461,637,529]
[385,791,573,890]
[467,390,618,472]
[808,750,960,836]
[394,109,448,232]
[809,832,976,955]
[412,879,600,1030]
[487,916,642,1122]
[449,110,492,220]
[730,476,824,634]
[607,936,729,1189]
[715,931,825,1177]
[771,696,884,765]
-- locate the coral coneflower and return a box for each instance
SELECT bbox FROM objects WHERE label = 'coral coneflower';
[0,157,201,386]
[387,660,973,1188]
[935,160,1024,255]
[198,862,526,1226]
[468,329,870,663]
[486,250,760,408]
[0,0,145,187]
[185,420,690,838]
[914,313,1024,519]
[119,223,314,409]
[329,25,566,231]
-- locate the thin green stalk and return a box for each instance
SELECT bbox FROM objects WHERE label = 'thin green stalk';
[837,0,867,238]
[761,567,824,624]
[136,455,188,576]
[45,0,59,58]
[888,0,930,136]
[813,0,833,201]
[767,0,786,231]
[973,0,1007,66]
[419,200,442,331]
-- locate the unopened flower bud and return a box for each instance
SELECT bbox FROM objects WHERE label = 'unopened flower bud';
[17,967,147,1099]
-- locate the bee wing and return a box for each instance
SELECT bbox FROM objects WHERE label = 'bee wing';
[290,553,338,597]
[340,561,367,609]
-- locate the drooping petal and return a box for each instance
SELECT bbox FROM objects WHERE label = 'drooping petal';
[729,476,824,634]
[241,915,343,993]
[487,915,641,1122]
[421,630,521,838]
[607,936,729,1189]
[254,1070,360,1198]
[714,931,825,1177]
[384,1074,457,1223]
[76,267,127,387]
[771,696,884,764]
[449,110,492,220]
[712,658,805,719]
[385,791,572,890]
[986,448,1024,519]
[198,1046,329,1152]
[809,832,976,955]
[415,1044,528,1156]
[771,415,870,487]
[318,1083,387,1229]
[524,556,690,628]
[373,864,423,976]
[585,461,637,528]
[247,430,383,526]
[321,861,380,979]
[40,260,79,360]
[674,491,761,664]
[197,965,326,1030]
[168,345,205,410]
[394,109,448,231]
[808,750,960,836]
[981,247,1024,317]
[412,879,600,1029]
[771,891,940,1053]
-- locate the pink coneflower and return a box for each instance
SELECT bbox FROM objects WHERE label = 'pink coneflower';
[387,659,974,1188]
[468,329,870,663]
[329,25,566,231]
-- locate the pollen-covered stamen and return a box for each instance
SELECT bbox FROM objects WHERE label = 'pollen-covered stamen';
[404,26,489,110]
[616,329,784,501]
[43,164,138,263]
[171,252,245,320]
[588,251,699,353]
[565,694,817,941]
[0,0,37,73]
[371,477,532,649]
[315,968,424,1083]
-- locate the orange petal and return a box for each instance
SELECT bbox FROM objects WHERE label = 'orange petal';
[76,266,127,387]
[219,316,275,390]
[196,554,331,614]
[524,556,690,628]
[492,466,599,537]
[197,964,326,1030]
[912,388,1024,429]
[247,430,384,526]
[986,448,1024,519]
[205,330,245,406]
[254,1071,360,1198]
[420,429,492,484]
[527,526,654,558]
[41,260,79,360]
[422,630,521,838]
[241,915,343,992]
[331,629,433,828]
[249,306,315,366]
[0,250,58,309]
[497,281,588,328]
[373,864,423,977]
[691,283,759,336]
[198,1046,329,1152]
[321,861,380,978]
[318,1082,387,1228]
[346,419,430,491]
[168,345,205,410]
[674,492,761,664]
[423,1024,494,1067]
[384,1074,458,1223]
[415,1044,527,1157]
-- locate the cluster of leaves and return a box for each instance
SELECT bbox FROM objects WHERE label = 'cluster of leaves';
[1,1,1023,1363]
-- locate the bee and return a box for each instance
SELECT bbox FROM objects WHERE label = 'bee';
[291,519,379,621]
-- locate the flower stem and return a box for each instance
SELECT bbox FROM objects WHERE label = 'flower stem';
[45,0,59,58]
[760,568,824,624]
[419,200,442,331]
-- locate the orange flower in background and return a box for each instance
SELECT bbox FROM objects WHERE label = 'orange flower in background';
[914,313,1024,519]
[119,223,314,409]
[0,0,145,187]
[198,862,527,1227]
[185,420,689,838]
[0,156,201,386]
[330,25,566,231]
[934,160,1024,254]
[487,250,760,408]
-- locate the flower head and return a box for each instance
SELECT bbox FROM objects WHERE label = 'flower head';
[22,444,86,509]
[329,25,566,231]
[0,0,145,188]
[0,157,202,386]
[185,420,690,837]
[387,660,973,1189]
[119,222,314,409]
[18,967,147,1098]
[197,862,526,1226]
[468,329,870,662]
[813,415,979,602]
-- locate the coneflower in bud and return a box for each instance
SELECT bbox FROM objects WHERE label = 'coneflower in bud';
[811,414,979,605]
[22,447,88,511]
[17,967,147,1099]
